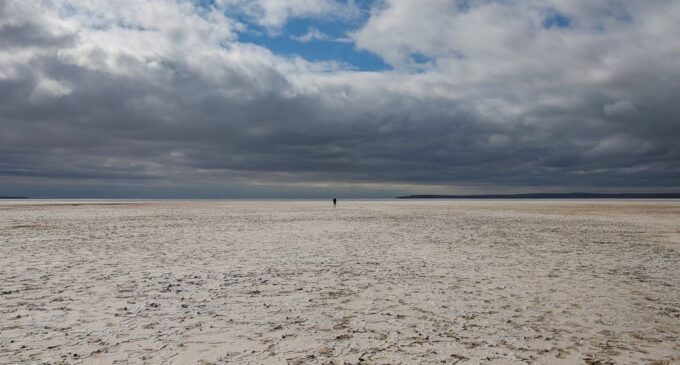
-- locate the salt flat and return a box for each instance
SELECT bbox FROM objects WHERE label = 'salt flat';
[1,200,679,364]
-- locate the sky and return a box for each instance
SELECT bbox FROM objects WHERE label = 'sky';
[1,0,679,198]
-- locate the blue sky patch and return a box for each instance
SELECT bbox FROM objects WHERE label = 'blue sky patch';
[235,15,390,71]
[543,13,571,29]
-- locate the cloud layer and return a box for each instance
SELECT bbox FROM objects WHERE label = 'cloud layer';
[1,0,679,197]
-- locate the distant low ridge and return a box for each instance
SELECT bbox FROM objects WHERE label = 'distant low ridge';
[397,193,680,199]
[0,196,29,199]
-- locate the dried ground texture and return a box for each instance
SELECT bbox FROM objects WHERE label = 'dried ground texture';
[1,200,679,365]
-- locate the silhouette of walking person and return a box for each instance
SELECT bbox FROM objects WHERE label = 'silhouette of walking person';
[333,198,337,207]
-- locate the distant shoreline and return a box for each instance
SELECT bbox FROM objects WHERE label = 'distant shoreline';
[397,193,680,199]
[0,197,29,199]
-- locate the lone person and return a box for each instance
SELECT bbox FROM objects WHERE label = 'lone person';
[333,198,337,207]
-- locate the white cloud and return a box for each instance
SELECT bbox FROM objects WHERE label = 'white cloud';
[352,0,680,123]
[1,0,679,194]
[604,100,637,116]
[292,27,329,43]
[31,77,72,99]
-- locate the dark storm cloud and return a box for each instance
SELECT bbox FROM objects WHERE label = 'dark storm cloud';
[0,21,75,50]
[0,0,679,197]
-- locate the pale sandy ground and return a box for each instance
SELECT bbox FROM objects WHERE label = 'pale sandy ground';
[1,200,679,365]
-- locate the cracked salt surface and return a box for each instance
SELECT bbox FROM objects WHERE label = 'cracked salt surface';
[1,200,679,364]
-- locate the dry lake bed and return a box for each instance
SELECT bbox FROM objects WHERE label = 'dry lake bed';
[1,200,679,364]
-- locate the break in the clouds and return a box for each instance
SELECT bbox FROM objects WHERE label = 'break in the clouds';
[0,0,679,198]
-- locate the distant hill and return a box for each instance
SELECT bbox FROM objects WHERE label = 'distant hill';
[397,193,680,199]
[0,196,29,199]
